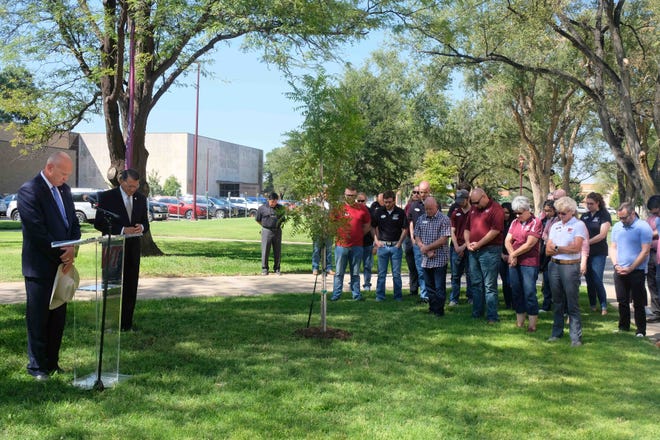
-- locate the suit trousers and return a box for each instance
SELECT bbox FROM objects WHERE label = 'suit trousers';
[25,276,67,375]
[261,227,282,272]
[121,237,141,330]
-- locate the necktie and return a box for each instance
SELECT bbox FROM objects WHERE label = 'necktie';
[125,195,133,222]
[51,186,69,227]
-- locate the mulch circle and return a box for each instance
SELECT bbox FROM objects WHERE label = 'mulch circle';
[295,326,352,340]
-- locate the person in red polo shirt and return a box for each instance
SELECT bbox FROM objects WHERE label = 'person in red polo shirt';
[465,188,505,323]
[330,186,372,301]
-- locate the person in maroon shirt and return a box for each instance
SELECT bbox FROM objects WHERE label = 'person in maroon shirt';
[464,188,505,323]
[505,196,543,332]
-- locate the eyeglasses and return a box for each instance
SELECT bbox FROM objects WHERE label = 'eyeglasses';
[470,194,485,205]
[515,211,525,216]
[412,191,420,194]
[618,214,629,221]
[557,211,571,216]
[356,199,366,203]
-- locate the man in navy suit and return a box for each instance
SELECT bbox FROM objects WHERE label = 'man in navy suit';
[18,151,81,381]
[94,169,149,332]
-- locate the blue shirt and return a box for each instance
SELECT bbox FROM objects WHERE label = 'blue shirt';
[612,217,653,271]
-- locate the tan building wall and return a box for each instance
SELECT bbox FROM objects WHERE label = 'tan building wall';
[0,127,79,193]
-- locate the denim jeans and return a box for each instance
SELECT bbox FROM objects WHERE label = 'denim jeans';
[548,261,582,343]
[412,244,428,299]
[332,245,364,300]
[499,258,512,308]
[362,245,374,289]
[449,247,473,303]
[468,246,500,321]
[509,265,539,315]
[376,245,403,300]
[423,265,448,315]
[312,237,334,272]
[585,254,607,310]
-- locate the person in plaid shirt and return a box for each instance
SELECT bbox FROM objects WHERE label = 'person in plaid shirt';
[414,197,451,316]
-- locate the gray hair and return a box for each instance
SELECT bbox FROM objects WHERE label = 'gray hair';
[511,196,531,213]
[554,196,577,214]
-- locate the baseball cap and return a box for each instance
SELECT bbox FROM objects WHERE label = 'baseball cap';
[455,189,469,202]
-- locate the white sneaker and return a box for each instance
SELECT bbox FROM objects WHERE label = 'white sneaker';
[448,301,458,307]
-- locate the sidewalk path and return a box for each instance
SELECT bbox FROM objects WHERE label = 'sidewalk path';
[2,269,658,341]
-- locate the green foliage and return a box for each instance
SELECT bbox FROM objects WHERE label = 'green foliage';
[414,149,455,199]
[162,175,182,196]
[147,169,163,196]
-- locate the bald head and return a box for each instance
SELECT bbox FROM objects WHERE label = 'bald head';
[469,188,489,209]
[44,152,73,187]
[552,189,566,200]
[424,196,438,216]
[419,181,431,200]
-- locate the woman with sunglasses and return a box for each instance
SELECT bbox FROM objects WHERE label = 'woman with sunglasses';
[504,196,543,332]
[545,197,589,347]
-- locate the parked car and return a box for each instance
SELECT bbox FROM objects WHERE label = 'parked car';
[148,199,169,222]
[207,197,236,219]
[7,188,104,223]
[0,194,10,217]
[153,196,207,219]
[219,197,247,216]
[229,196,258,217]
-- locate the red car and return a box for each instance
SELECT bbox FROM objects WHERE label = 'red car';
[153,196,207,219]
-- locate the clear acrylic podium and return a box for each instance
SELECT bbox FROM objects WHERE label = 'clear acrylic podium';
[52,234,129,390]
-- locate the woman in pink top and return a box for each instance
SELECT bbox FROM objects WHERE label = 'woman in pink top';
[505,196,543,332]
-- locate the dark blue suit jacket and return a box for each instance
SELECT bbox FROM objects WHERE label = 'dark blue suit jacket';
[18,174,81,279]
[93,187,149,236]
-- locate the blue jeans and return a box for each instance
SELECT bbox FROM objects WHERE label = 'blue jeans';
[332,245,364,300]
[509,265,539,315]
[376,245,403,300]
[499,258,512,308]
[449,247,474,303]
[423,265,448,315]
[548,261,582,343]
[412,244,428,299]
[468,246,500,321]
[585,254,607,310]
[362,245,374,289]
[312,237,334,271]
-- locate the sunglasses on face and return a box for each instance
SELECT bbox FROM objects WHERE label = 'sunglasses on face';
[356,199,366,203]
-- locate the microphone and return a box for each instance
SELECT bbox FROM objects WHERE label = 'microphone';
[83,193,98,205]
[83,193,121,220]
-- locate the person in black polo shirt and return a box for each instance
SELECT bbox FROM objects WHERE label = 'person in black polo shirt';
[373,190,409,301]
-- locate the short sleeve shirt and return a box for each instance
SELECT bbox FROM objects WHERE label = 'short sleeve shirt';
[580,209,612,256]
[450,208,470,246]
[414,210,451,268]
[612,217,653,271]
[334,203,371,247]
[548,216,588,260]
[465,198,505,246]
[507,215,543,266]
[374,206,408,241]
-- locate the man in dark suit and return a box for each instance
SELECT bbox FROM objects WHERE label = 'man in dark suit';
[18,151,81,381]
[94,169,149,332]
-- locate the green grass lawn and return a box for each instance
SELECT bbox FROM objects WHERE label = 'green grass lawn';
[1,218,658,439]
[1,293,658,439]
